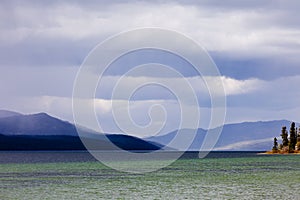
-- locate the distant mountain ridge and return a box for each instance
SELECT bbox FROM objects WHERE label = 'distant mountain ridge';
[0,110,296,151]
[0,110,22,118]
[0,110,161,151]
[0,113,77,136]
[146,120,295,151]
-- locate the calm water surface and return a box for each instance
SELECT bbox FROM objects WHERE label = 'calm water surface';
[0,151,299,199]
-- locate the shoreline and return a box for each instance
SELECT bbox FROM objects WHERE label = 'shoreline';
[258,151,300,155]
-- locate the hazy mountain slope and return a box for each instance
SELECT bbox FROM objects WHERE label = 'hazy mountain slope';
[0,110,22,118]
[0,110,294,151]
[146,120,294,151]
[146,128,207,150]
[213,120,292,150]
[0,112,161,150]
[0,113,77,136]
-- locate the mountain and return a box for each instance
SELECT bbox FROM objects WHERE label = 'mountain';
[0,110,295,151]
[212,120,292,151]
[0,112,161,151]
[0,134,161,151]
[145,120,294,151]
[0,113,77,136]
[0,110,22,118]
[146,128,207,150]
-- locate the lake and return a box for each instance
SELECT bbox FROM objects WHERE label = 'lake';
[0,151,299,199]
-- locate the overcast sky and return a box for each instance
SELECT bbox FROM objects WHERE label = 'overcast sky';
[1,0,300,136]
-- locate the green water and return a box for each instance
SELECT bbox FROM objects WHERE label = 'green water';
[0,154,299,199]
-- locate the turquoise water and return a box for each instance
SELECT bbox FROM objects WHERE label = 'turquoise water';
[0,152,299,199]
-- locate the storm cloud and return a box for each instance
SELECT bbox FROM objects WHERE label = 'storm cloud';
[1,0,300,135]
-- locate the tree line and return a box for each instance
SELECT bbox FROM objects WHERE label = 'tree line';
[272,122,300,153]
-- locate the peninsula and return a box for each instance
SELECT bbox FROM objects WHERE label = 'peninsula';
[266,122,300,154]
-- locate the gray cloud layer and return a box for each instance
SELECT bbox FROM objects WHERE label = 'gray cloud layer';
[1,0,300,75]
[1,0,300,133]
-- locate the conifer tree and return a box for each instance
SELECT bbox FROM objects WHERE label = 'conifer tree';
[289,122,296,151]
[296,126,300,150]
[281,126,288,147]
[272,137,278,152]
[298,127,300,142]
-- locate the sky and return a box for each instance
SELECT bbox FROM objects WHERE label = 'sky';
[1,0,300,137]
